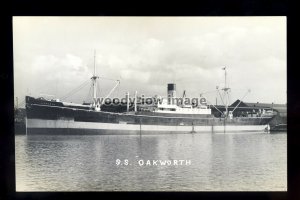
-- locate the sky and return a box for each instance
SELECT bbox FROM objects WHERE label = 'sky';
[13,17,286,107]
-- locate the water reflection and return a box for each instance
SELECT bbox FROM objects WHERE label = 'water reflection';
[15,132,286,191]
[209,133,287,191]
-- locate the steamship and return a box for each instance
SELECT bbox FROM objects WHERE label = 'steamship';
[25,66,274,135]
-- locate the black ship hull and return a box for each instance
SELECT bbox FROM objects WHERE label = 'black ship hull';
[25,96,273,135]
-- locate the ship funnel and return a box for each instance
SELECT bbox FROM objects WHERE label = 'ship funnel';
[167,83,176,104]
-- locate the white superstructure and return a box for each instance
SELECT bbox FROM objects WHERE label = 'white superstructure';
[155,98,211,115]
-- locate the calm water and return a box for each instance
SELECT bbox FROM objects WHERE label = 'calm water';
[15,132,287,191]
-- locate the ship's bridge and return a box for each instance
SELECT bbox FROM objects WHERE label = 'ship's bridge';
[155,99,211,115]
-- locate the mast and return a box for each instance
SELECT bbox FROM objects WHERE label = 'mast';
[222,66,230,117]
[91,50,99,100]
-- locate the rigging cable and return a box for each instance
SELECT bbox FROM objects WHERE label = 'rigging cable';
[85,82,93,103]
[60,79,91,100]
